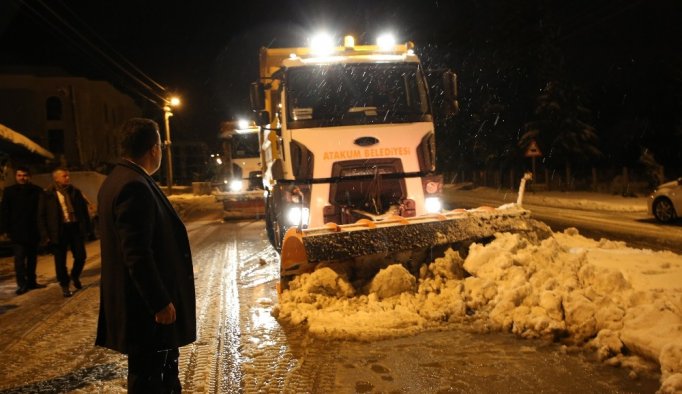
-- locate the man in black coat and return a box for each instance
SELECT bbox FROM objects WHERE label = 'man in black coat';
[95,117,196,393]
[0,167,47,295]
[39,168,91,297]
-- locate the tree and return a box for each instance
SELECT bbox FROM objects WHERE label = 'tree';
[521,81,601,189]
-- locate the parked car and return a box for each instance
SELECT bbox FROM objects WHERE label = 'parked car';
[648,177,682,223]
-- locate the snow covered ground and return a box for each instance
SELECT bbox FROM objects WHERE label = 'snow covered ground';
[168,193,225,222]
[167,190,681,391]
[6,189,675,391]
[268,189,682,393]
[447,184,650,213]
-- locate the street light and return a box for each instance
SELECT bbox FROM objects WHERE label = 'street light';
[163,96,180,194]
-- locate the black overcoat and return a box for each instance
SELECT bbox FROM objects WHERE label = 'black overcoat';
[0,183,44,243]
[38,184,91,243]
[95,160,196,354]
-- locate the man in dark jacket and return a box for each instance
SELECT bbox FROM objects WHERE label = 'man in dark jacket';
[0,167,47,295]
[39,167,91,297]
[95,117,196,393]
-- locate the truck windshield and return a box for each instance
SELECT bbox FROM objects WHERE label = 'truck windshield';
[285,63,431,129]
[231,133,260,158]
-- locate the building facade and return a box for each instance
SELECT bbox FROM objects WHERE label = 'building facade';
[0,68,141,170]
[167,141,211,186]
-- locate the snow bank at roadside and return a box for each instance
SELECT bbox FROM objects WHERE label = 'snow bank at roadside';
[273,228,682,392]
[446,185,648,213]
[168,194,223,222]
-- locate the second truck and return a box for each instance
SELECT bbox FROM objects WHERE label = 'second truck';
[215,119,265,219]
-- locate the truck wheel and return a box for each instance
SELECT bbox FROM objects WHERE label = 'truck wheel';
[272,219,284,252]
[265,193,285,251]
[267,214,285,252]
[265,211,278,249]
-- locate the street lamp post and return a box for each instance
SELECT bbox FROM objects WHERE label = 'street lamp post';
[162,96,180,194]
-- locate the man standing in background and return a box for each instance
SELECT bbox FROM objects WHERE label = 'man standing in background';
[96,118,196,393]
[39,168,91,297]
[0,167,46,295]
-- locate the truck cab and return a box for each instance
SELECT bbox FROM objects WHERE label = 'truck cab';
[252,34,458,250]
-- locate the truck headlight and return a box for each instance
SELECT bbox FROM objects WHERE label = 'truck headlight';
[377,33,396,50]
[286,206,310,226]
[310,32,335,55]
[424,197,442,213]
[229,179,243,192]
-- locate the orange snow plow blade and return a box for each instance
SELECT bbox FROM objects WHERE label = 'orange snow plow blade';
[279,204,549,291]
[216,190,265,220]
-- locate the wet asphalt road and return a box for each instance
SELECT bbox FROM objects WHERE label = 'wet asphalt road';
[443,189,682,254]
[0,214,661,393]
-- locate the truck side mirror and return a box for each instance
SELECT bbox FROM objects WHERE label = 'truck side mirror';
[250,82,265,112]
[443,70,460,117]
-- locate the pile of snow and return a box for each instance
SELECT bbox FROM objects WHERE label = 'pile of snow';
[0,123,54,159]
[447,185,648,213]
[274,228,682,392]
[168,194,223,222]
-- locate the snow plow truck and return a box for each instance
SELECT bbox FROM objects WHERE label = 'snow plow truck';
[250,34,543,292]
[215,119,265,219]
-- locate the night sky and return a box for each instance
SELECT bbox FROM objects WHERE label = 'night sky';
[1,0,681,174]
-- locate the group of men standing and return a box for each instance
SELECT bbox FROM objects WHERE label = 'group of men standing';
[1,118,196,392]
[0,167,91,297]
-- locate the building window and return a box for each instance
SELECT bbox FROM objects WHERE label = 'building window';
[48,129,65,154]
[46,96,63,120]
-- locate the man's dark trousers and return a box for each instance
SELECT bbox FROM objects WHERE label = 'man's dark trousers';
[128,348,181,393]
[13,242,38,288]
[52,222,86,287]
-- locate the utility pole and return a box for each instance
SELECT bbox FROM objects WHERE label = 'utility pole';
[162,96,180,194]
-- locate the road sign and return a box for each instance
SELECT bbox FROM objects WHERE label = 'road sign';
[525,140,542,157]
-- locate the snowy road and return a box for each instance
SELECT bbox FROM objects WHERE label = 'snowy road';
[444,188,682,254]
[0,215,660,393]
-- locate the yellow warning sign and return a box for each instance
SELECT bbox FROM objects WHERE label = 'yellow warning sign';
[525,140,542,157]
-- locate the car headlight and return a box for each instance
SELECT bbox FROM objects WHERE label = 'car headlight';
[286,206,310,226]
[424,197,442,213]
[229,179,243,192]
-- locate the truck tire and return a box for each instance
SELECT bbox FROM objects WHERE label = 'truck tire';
[265,192,285,251]
[265,207,277,249]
